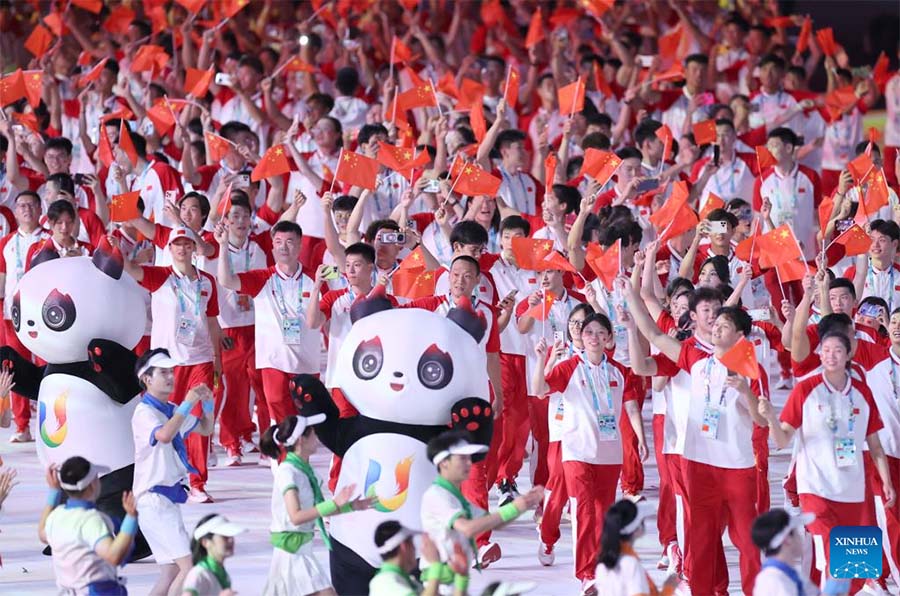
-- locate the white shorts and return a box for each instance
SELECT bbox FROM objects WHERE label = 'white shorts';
[263,542,331,596]
[137,492,191,564]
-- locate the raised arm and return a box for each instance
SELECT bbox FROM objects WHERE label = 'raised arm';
[620,276,683,362]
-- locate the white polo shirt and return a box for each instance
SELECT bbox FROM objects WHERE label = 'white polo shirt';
[754,164,820,260]
[420,481,480,562]
[217,235,271,329]
[780,373,882,503]
[495,167,540,216]
[822,109,863,171]
[270,458,317,534]
[843,262,900,312]
[677,342,768,469]
[544,353,637,465]
[516,290,583,384]
[859,350,900,459]
[286,149,340,239]
[433,268,497,307]
[236,265,320,374]
[131,397,199,497]
[487,256,536,356]
[44,505,118,591]
[141,266,219,366]
[595,553,650,596]
[749,89,803,133]
[0,227,48,317]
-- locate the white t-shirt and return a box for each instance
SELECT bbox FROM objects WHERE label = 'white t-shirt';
[496,167,540,216]
[780,373,882,503]
[488,257,536,356]
[749,89,803,133]
[270,457,317,534]
[420,481,480,563]
[131,397,198,497]
[44,505,117,591]
[755,164,819,260]
[595,553,650,596]
[286,149,340,239]
[217,236,270,329]
[320,287,366,388]
[822,109,863,171]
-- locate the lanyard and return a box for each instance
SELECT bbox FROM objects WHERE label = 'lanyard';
[712,155,738,197]
[704,357,728,406]
[772,167,801,223]
[580,356,615,414]
[376,563,418,589]
[228,241,252,272]
[171,269,202,317]
[825,378,856,435]
[273,271,304,318]
[866,264,896,311]
[500,167,530,214]
[13,232,28,280]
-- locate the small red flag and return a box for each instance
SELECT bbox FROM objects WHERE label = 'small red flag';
[593,62,613,99]
[658,204,698,245]
[80,58,109,88]
[763,16,797,29]
[815,28,836,57]
[217,182,234,217]
[558,78,585,116]
[223,0,251,19]
[587,240,621,291]
[22,70,42,108]
[581,0,613,19]
[398,245,428,272]
[535,251,576,273]
[692,119,717,146]
[523,291,556,321]
[823,85,859,122]
[392,269,438,300]
[470,95,487,142]
[0,70,26,106]
[25,25,54,58]
[649,181,690,231]
[455,78,486,111]
[146,103,176,137]
[827,224,872,266]
[251,145,292,182]
[334,150,380,191]
[97,123,114,167]
[43,12,67,37]
[104,6,136,35]
[699,192,725,221]
[758,225,803,269]
[525,10,545,49]
[719,338,760,379]
[511,237,555,270]
[865,169,890,213]
[449,160,502,197]
[72,0,104,13]
[580,149,622,186]
[796,16,812,54]
[283,57,316,73]
[397,83,438,112]
[872,52,892,93]
[391,36,413,64]
[847,152,875,186]
[655,124,673,163]
[544,154,557,194]
[756,146,777,172]
[184,67,214,97]
[205,132,235,162]
[119,121,139,167]
[776,258,811,283]
[109,191,142,222]
[376,142,430,181]
[503,66,520,110]
[131,45,169,74]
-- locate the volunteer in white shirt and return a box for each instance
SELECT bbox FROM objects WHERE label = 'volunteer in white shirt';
[123,225,222,503]
[760,331,896,592]
[751,509,818,596]
[846,220,900,312]
[259,413,374,596]
[181,514,246,596]
[131,349,215,596]
[217,220,321,431]
[38,456,139,596]
[595,500,680,596]
[370,521,463,596]
[420,431,543,593]
[532,312,647,593]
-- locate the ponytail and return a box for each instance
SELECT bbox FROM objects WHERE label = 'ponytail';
[190,513,217,564]
[598,500,639,570]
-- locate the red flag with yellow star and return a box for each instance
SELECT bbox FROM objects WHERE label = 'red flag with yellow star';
[205,132,235,162]
[392,269,437,299]
[525,10,545,49]
[449,159,501,197]
[284,57,316,73]
[756,146,777,172]
[558,78,585,116]
[699,192,725,221]
[503,66,520,109]
[649,181,690,231]
[655,124,673,162]
[185,67,214,97]
[251,145,292,182]
[757,225,802,269]
[22,70,42,107]
[511,237,555,270]
[110,191,142,222]
[864,169,890,213]
[847,152,875,185]
[535,251,577,273]
[397,83,438,112]
[223,0,251,19]
[692,119,717,145]
[524,290,557,321]
[588,239,621,291]
[658,204,698,245]
[0,70,26,106]
[579,149,622,186]
[334,150,380,191]
[376,142,429,180]
[719,338,760,379]
[399,246,428,272]
[826,223,872,266]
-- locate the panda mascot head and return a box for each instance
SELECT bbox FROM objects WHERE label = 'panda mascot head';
[337,289,489,425]
[13,240,146,363]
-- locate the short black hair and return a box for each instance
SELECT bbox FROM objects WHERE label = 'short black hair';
[345,242,376,264]
[308,92,335,113]
[451,254,480,275]
[426,430,474,470]
[634,118,663,147]
[45,137,73,156]
[374,520,409,560]
[828,277,856,299]
[365,219,400,243]
[685,53,709,67]
[551,184,580,214]
[58,456,95,498]
[500,215,531,236]
[332,195,358,213]
[227,193,253,215]
[335,66,360,96]
[666,276,694,299]
[179,191,211,223]
[767,126,799,147]
[715,305,752,336]
[758,53,785,70]
[715,118,735,132]
[130,19,152,38]
[47,173,76,197]
[582,132,611,151]
[358,123,388,146]
[751,508,791,556]
[271,220,303,238]
[219,121,253,143]
[495,129,527,153]
[616,146,643,162]
[238,54,265,75]
[689,287,724,312]
[854,141,880,157]
[449,220,488,247]
[817,313,853,338]
[870,219,900,243]
[582,312,612,335]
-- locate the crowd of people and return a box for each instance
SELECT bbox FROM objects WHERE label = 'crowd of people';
[1,0,899,594]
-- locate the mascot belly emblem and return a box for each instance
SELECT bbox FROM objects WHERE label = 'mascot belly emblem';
[289,289,494,593]
[0,242,149,557]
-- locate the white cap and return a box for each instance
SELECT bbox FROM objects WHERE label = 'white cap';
[166,226,199,246]
[375,525,420,555]
[193,515,246,540]
[136,350,179,379]
[768,511,816,550]
[620,502,655,536]
[431,439,488,466]
[276,413,327,447]
[58,462,111,491]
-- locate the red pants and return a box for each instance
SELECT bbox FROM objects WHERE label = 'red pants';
[820,168,841,197]
[683,461,760,596]
[564,461,620,581]
[2,319,32,433]
[527,397,549,487]
[259,368,303,428]
[885,145,898,188]
[217,326,263,453]
[299,236,327,273]
[653,415,677,548]
[539,441,569,546]
[619,391,644,495]
[171,363,214,490]
[667,454,693,580]
[800,493,867,593]
[864,453,900,584]
[493,353,529,484]
[753,424,770,512]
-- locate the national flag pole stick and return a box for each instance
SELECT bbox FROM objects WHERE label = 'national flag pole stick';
[774,265,786,301]
[329,147,343,194]
[787,225,810,275]
[429,78,442,118]
[388,38,395,84]
[390,87,398,126]
[541,287,546,337]
[503,65,512,104]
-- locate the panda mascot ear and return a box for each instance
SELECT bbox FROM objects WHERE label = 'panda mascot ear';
[447,295,486,343]
[29,239,60,269]
[91,236,125,280]
[349,283,394,324]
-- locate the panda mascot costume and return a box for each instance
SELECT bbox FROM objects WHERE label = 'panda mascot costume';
[0,241,150,558]
[291,288,494,594]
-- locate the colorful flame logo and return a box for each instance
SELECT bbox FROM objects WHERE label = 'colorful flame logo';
[39,390,68,448]
[364,456,413,512]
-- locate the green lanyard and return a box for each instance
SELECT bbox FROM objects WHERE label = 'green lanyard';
[285,452,331,550]
[432,476,472,520]
[198,556,230,589]
[376,562,418,590]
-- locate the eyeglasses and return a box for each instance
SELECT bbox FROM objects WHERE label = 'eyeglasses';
[568,319,584,329]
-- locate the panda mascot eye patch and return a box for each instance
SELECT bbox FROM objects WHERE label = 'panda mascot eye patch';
[417,344,453,390]
[352,337,383,380]
[41,289,76,332]
[11,291,21,332]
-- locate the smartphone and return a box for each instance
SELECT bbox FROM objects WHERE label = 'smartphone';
[713,144,720,167]
[422,179,441,193]
[214,73,234,87]
[342,38,361,51]
[234,173,251,189]
[380,232,406,244]
[857,302,882,318]
[322,265,340,281]
[73,173,88,186]
[637,55,654,68]
[635,178,660,193]
[553,330,565,345]
[708,220,729,234]
[748,308,770,322]
[836,218,854,233]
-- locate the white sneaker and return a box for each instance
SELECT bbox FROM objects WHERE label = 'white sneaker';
[207,451,218,467]
[187,488,213,504]
[580,578,597,596]
[666,542,683,576]
[9,428,33,443]
[657,553,670,570]
[225,452,242,467]
[242,439,259,453]
[538,542,555,566]
[477,542,501,568]
[775,375,793,390]
[623,492,646,503]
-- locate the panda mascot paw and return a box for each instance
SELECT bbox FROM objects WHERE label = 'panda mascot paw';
[0,345,42,399]
[449,397,494,461]
[289,374,342,454]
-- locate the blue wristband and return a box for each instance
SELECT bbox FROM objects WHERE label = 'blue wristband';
[120,515,138,536]
[47,489,62,507]
[201,400,214,414]
[175,401,193,417]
